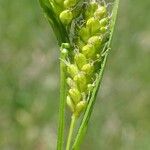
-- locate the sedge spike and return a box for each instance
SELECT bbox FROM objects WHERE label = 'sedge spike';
[39,0,119,149]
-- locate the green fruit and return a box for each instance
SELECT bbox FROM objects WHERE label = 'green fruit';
[81,63,94,75]
[99,18,109,26]
[88,36,102,48]
[82,44,96,59]
[94,6,107,19]
[75,101,87,117]
[100,26,108,33]
[79,27,90,42]
[67,78,76,88]
[74,72,87,92]
[69,88,81,104]
[74,53,87,69]
[59,10,73,25]
[86,17,100,34]
[67,64,78,78]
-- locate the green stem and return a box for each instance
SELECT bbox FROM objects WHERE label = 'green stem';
[66,115,77,150]
[57,54,67,150]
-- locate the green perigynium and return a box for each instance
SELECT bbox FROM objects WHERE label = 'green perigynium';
[39,0,119,149]
[59,10,73,25]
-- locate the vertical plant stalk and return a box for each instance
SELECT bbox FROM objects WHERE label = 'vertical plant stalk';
[72,0,120,149]
[57,53,67,150]
[66,115,77,150]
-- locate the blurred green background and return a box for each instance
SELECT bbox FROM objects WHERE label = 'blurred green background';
[0,0,149,149]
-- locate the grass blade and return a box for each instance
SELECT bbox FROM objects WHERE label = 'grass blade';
[72,0,120,149]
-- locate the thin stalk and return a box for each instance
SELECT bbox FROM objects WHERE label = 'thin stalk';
[57,54,67,150]
[66,115,77,150]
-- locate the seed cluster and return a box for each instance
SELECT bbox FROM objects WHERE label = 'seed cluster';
[59,1,110,117]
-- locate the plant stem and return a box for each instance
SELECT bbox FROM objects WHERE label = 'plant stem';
[66,115,77,150]
[57,54,67,150]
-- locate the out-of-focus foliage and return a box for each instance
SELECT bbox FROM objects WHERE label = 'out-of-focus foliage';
[0,0,149,150]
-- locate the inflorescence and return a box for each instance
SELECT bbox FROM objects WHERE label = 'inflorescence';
[40,0,111,118]
[59,1,111,117]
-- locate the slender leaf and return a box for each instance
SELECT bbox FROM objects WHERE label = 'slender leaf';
[72,0,120,149]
